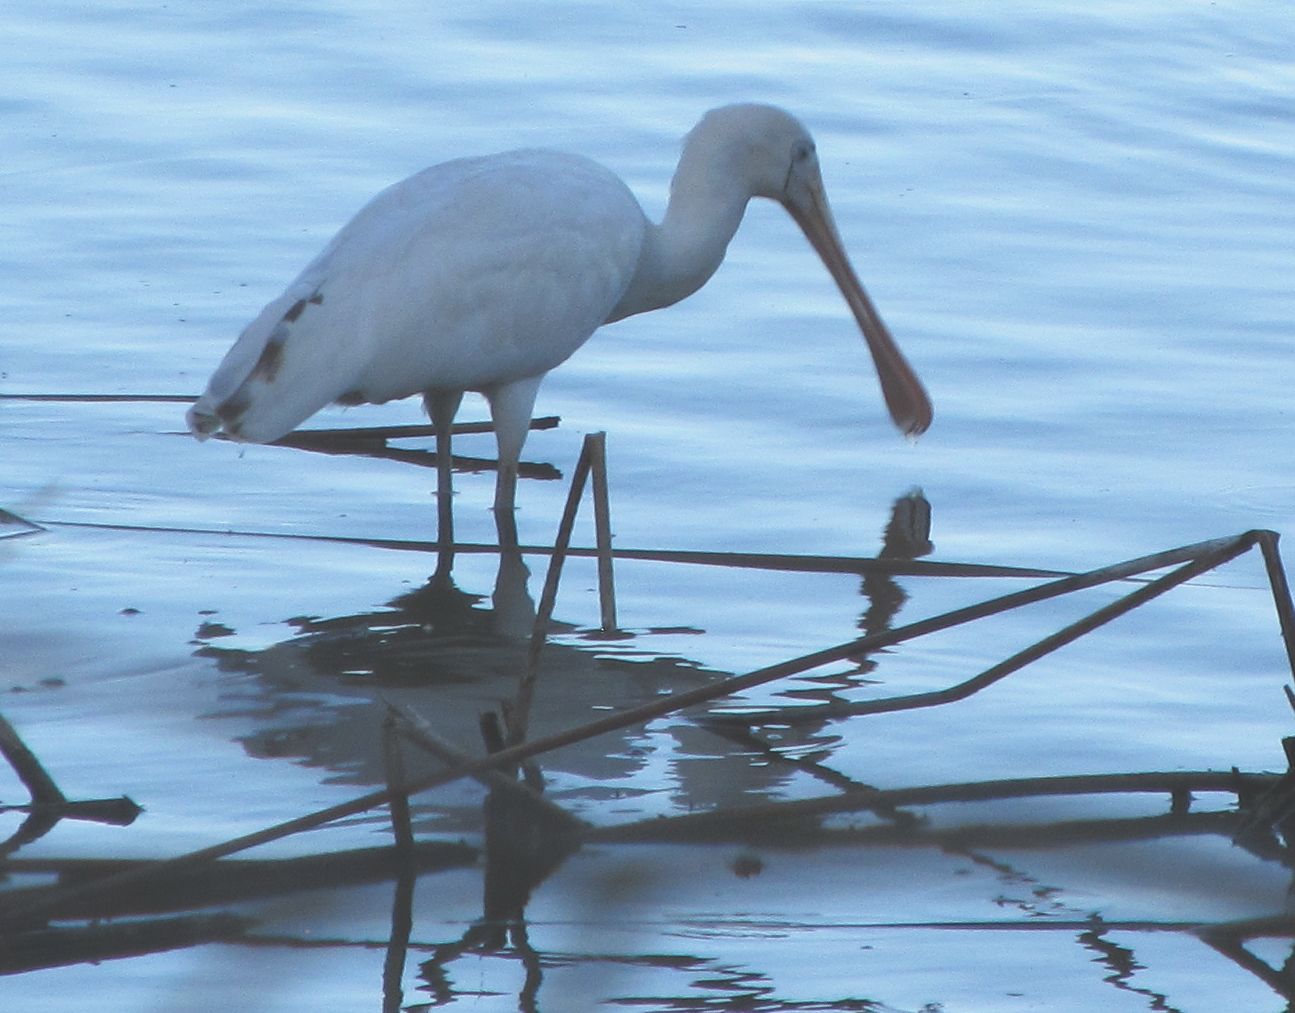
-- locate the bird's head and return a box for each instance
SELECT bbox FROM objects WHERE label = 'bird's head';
[688,103,826,204]
[688,103,932,438]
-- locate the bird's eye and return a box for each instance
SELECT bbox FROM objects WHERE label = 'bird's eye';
[784,141,815,191]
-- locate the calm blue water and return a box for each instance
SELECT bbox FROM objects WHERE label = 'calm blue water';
[3,2,1295,1010]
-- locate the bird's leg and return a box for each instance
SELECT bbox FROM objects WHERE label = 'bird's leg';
[493,464,519,551]
[425,390,464,583]
[485,375,544,554]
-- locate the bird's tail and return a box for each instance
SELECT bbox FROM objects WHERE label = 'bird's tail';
[187,283,349,444]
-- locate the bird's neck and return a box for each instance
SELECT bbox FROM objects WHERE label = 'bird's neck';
[607,153,751,322]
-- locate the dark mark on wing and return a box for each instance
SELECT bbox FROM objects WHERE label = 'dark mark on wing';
[283,291,325,323]
[251,325,287,382]
[258,291,324,382]
[216,393,248,426]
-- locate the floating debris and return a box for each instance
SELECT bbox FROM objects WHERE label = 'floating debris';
[0,510,43,541]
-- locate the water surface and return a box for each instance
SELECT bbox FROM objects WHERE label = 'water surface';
[3,2,1295,1010]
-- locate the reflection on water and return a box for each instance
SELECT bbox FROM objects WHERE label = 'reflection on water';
[6,0,1295,1005]
[194,490,933,825]
[6,491,1295,1008]
[176,489,953,1008]
[850,488,932,676]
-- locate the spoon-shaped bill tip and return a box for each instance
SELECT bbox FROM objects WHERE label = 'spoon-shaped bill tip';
[783,188,932,439]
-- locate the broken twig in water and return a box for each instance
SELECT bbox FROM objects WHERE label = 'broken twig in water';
[511,432,619,743]
[270,416,560,447]
[587,431,618,633]
[0,393,197,402]
[386,702,585,831]
[711,532,1258,726]
[2,530,1287,930]
[36,517,1062,578]
[0,913,252,975]
[0,711,142,855]
[0,797,141,827]
[1257,530,1295,678]
[0,510,45,540]
[584,769,1270,844]
[381,713,415,859]
[1,842,477,922]
[0,712,65,807]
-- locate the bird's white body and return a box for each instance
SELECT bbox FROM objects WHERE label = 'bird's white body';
[196,151,644,446]
[189,103,932,543]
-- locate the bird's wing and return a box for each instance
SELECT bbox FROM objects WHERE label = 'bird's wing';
[189,150,646,443]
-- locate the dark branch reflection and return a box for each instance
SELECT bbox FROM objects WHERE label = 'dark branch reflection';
[190,488,935,826]
[7,475,1295,1008]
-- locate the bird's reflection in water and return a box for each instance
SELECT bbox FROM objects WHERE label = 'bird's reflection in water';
[197,545,710,828]
[410,777,573,1011]
[194,488,936,1007]
[195,489,934,816]
[855,487,933,671]
[670,489,933,804]
[340,540,536,663]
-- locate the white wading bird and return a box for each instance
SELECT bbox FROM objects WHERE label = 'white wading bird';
[188,103,932,546]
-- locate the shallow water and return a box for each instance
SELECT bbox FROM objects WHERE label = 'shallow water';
[3,2,1295,1010]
